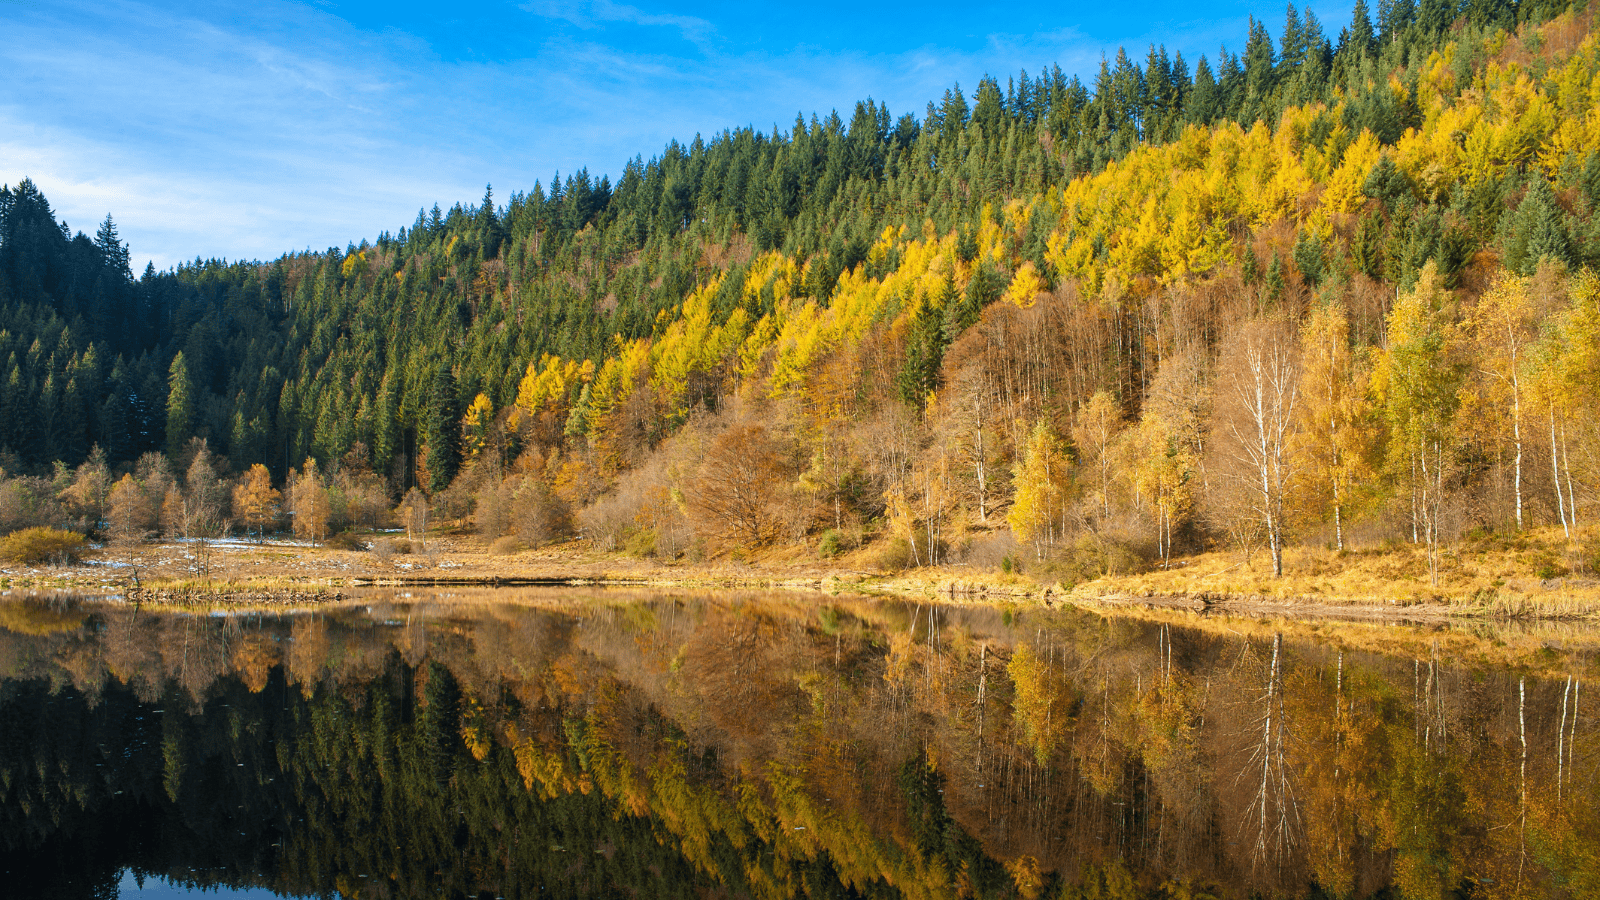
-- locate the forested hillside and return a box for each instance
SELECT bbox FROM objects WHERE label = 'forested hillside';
[4,0,1600,580]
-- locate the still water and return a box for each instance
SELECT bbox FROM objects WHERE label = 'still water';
[2,588,1597,899]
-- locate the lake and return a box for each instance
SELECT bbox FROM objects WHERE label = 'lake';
[2,588,1597,899]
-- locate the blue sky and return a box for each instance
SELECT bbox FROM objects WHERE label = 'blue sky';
[2,0,1354,273]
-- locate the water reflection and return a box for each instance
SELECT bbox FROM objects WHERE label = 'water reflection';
[1,588,1597,899]
[117,870,302,898]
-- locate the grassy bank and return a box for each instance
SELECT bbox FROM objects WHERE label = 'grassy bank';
[2,526,1598,621]
[1072,525,1600,619]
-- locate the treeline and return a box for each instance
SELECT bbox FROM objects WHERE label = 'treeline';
[3,1,1600,577]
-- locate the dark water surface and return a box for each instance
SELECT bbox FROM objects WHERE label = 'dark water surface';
[2,587,1598,899]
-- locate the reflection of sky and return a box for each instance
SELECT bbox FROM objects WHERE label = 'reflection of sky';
[3,0,1354,273]
[117,870,297,898]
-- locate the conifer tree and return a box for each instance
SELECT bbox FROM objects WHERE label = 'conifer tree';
[166,352,194,460]
[420,367,462,494]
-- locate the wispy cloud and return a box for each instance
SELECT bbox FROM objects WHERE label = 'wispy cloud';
[522,0,716,48]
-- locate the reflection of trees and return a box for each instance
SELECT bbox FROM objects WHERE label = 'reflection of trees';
[1237,633,1299,877]
[3,595,1600,899]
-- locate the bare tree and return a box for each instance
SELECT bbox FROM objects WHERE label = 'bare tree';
[1213,318,1301,577]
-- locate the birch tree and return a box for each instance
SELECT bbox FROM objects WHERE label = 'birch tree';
[1373,262,1463,587]
[1129,408,1195,569]
[1072,390,1122,522]
[1467,273,1537,530]
[1007,419,1071,560]
[1292,301,1372,550]
[1215,317,1301,577]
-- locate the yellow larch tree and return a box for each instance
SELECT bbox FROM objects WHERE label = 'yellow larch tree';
[1007,419,1072,560]
[232,463,281,542]
[1291,301,1373,550]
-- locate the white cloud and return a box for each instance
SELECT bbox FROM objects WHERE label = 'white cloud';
[520,0,716,47]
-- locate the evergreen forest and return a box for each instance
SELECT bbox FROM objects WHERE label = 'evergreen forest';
[5,0,1600,579]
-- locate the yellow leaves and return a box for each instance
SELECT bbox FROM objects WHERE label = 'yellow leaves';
[1319,131,1382,224]
[1007,855,1046,900]
[766,231,959,402]
[1003,261,1046,308]
[648,277,750,417]
[737,311,782,381]
[1007,642,1073,765]
[1008,419,1071,553]
[1167,123,1213,171]
[1046,229,1097,287]
[1483,70,1561,173]
[589,337,652,427]
[231,463,281,536]
[1418,47,1459,120]
[462,393,494,458]
[339,251,366,279]
[866,224,904,269]
[514,354,593,415]
[1108,195,1165,280]
[460,695,491,762]
[1538,115,1600,176]
[743,251,799,306]
[1162,196,1231,281]
[976,204,1008,265]
[1545,33,1600,118]
[506,723,584,800]
[1128,410,1194,521]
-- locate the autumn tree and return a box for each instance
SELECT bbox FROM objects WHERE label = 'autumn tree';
[1291,301,1371,550]
[289,458,332,545]
[1467,273,1538,530]
[1373,262,1463,585]
[1072,391,1122,522]
[1129,408,1196,569]
[688,421,788,551]
[398,486,429,548]
[63,446,113,532]
[232,463,281,541]
[107,473,155,543]
[1213,317,1301,577]
[1526,267,1598,537]
[184,441,230,539]
[1008,419,1072,560]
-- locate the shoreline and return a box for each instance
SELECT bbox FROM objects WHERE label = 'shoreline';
[3,535,1597,624]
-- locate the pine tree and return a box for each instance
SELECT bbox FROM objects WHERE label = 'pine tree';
[166,352,195,459]
[420,366,461,494]
[1347,0,1378,58]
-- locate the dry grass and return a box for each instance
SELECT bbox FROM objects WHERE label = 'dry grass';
[8,525,1600,622]
[1076,525,1600,618]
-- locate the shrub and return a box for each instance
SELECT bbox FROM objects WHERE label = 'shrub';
[0,527,88,565]
[489,536,524,556]
[874,537,913,572]
[370,537,412,562]
[324,531,365,551]
[818,528,845,559]
[623,527,657,558]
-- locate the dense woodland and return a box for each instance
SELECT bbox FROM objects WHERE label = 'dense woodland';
[5,0,1600,579]
[2,595,1597,898]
